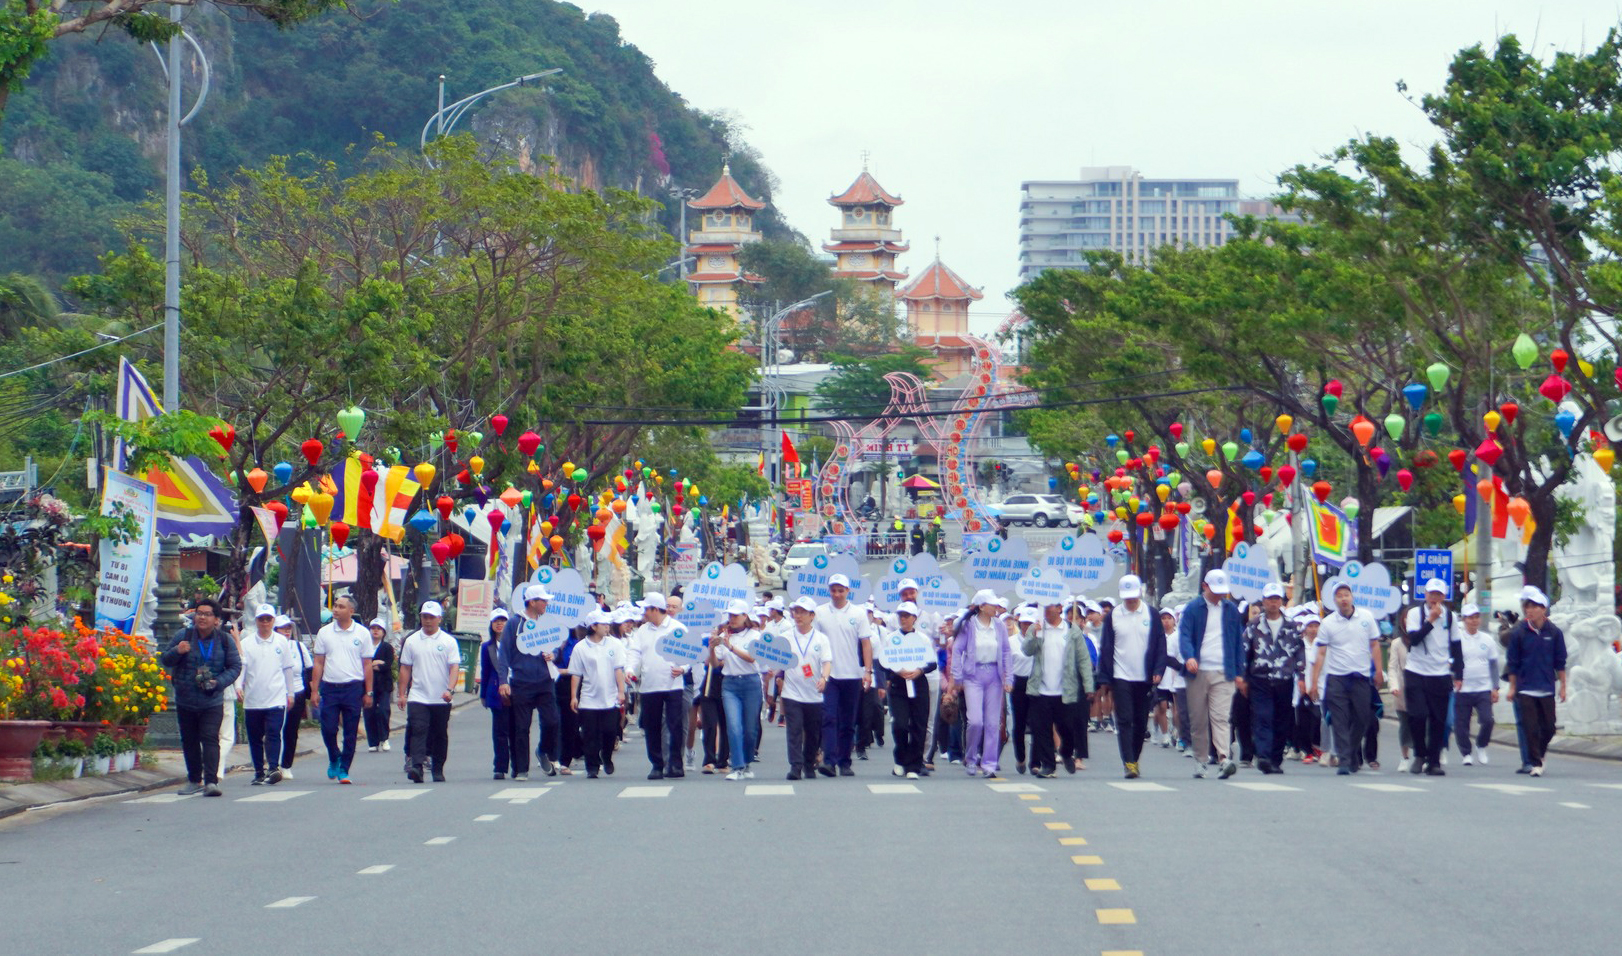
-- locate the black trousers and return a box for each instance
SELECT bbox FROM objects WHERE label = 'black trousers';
[283,689,308,767]
[1404,670,1452,768]
[509,682,559,774]
[489,704,519,775]
[1293,700,1320,754]
[557,675,584,766]
[784,698,822,773]
[1517,695,1557,766]
[1009,675,1031,764]
[1060,699,1087,760]
[1325,674,1372,770]
[577,707,619,773]
[406,701,451,773]
[178,704,224,785]
[700,695,728,768]
[639,689,686,774]
[857,686,886,751]
[1027,693,1064,773]
[1231,685,1253,762]
[1111,679,1152,765]
[887,675,930,773]
[1247,677,1294,767]
[244,706,286,774]
[364,690,391,748]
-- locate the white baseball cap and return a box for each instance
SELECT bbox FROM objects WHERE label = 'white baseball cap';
[970,588,997,607]
[1016,606,1039,623]
[524,584,553,602]
[896,601,920,616]
[1118,575,1142,599]
[587,609,610,627]
[765,596,785,611]
[990,595,1010,609]
[1262,582,1286,599]
[790,596,818,613]
[899,578,920,592]
[725,598,752,616]
[420,600,444,618]
[369,617,388,631]
[1519,585,1549,607]
[828,573,852,588]
[1083,600,1102,614]
[490,607,510,622]
[1424,578,1448,595]
[1461,603,1481,616]
[640,592,667,611]
[273,614,293,629]
[1204,569,1231,595]
[254,603,276,619]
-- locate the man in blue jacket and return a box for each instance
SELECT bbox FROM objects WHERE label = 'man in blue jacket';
[1178,569,1245,780]
[496,584,562,779]
[160,598,242,797]
[1505,586,1567,777]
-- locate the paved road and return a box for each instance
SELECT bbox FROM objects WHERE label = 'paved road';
[3,702,1619,956]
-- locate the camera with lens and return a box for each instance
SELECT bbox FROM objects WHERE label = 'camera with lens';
[194,664,218,692]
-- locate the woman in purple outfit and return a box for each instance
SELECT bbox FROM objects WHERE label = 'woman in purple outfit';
[948,590,1014,778]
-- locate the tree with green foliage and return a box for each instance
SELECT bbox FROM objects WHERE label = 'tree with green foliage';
[813,346,935,422]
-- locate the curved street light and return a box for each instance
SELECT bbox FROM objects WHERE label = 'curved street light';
[420,69,563,155]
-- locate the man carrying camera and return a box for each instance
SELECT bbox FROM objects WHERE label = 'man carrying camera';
[160,598,243,797]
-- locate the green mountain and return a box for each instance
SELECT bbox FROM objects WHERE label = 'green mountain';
[0,0,793,288]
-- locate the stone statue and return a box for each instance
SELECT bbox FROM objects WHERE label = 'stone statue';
[1553,447,1615,608]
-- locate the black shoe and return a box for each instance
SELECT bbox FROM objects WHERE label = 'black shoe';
[250,775,266,786]
[266,768,283,785]
[541,759,557,777]
[856,749,868,761]
[1410,759,1425,775]
[1517,765,1533,774]
[203,784,222,797]
[432,772,446,782]
[1016,761,1027,775]
[1425,765,1446,776]
[786,768,802,781]
[493,772,506,780]
[604,759,615,776]
[179,782,204,796]
[1064,757,1077,774]
[1256,758,1274,775]
[587,770,599,779]
[838,766,855,777]
[648,768,664,780]
[407,765,424,783]
[664,768,683,779]
[817,763,837,777]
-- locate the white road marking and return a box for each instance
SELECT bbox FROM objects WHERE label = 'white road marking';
[265,897,315,909]
[363,789,431,801]
[1467,783,1553,796]
[867,784,922,794]
[490,788,550,800]
[424,836,456,845]
[356,865,395,875]
[986,782,1047,793]
[1227,782,1302,792]
[125,793,189,804]
[618,786,673,798]
[1560,802,1591,810]
[1587,783,1622,790]
[237,790,313,803]
[132,940,199,954]
[475,814,501,822]
[745,784,795,796]
[1352,783,1427,793]
[1107,781,1176,792]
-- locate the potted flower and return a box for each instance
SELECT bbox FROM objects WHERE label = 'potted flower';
[114,734,138,772]
[90,732,117,775]
[55,737,88,778]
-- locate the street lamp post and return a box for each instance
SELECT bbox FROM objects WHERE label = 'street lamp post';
[759,292,831,541]
[420,69,563,156]
[669,186,699,279]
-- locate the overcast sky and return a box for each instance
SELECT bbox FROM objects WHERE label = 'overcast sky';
[598,1,1622,335]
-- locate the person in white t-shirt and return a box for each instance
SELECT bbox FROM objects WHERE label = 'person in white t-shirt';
[710,599,763,780]
[568,610,628,779]
[397,601,460,783]
[815,573,874,777]
[310,595,376,784]
[779,597,833,780]
[238,604,301,786]
[1308,583,1384,775]
[1451,603,1499,765]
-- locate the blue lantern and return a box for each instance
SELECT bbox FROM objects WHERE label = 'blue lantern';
[1402,383,1429,411]
[1555,408,1576,438]
[699,496,708,506]
[1301,458,1318,478]
[463,507,478,523]
[1241,449,1266,470]
[1240,428,1253,444]
[1048,476,1058,489]
[1105,434,1119,448]
[407,509,436,533]
[273,461,293,485]
[500,519,512,535]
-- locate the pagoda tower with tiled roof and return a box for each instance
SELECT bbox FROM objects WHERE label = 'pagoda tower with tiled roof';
[899,251,984,381]
[686,164,766,318]
[824,168,909,294]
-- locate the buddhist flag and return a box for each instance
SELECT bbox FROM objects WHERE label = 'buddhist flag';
[114,358,239,539]
[526,506,545,571]
[369,465,420,543]
[757,450,766,476]
[1305,497,1350,568]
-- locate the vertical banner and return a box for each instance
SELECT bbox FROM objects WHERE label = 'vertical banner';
[456,578,495,636]
[95,471,157,633]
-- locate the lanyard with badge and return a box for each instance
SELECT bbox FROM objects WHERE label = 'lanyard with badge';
[793,630,815,679]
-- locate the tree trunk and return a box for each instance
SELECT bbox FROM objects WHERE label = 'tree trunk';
[1522,493,1555,593]
[353,533,386,621]
[1355,464,1380,565]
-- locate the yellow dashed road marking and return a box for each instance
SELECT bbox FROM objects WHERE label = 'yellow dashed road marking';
[1019,794,1041,801]
[1030,806,1055,814]
[1045,822,1072,830]
[1059,837,1089,846]
[1085,878,1121,891]
[1071,855,1104,865]
[1096,908,1137,924]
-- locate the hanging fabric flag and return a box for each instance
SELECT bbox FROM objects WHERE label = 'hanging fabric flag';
[114,358,239,539]
[1304,497,1350,568]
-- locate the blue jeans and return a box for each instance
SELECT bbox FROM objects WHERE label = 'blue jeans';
[319,680,365,772]
[721,675,762,770]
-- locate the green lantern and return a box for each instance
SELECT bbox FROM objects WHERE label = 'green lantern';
[521,490,533,508]
[1511,332,1537,370]
[572,467,588,483]
[1426,361,1450,392]
[1174,441,1190,457]
[1423,412,1444,436]
[1384,413,1405,441]
[650,502,662,513]
[1221,441,1239,461]
[1343,500,1360,519]
[1116,449,1129,464]
[468,430,484,447]
[336,406,366,439]
[1321,393,1339,416]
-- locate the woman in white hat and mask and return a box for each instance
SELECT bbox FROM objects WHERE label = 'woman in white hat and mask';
[709,599,763,780]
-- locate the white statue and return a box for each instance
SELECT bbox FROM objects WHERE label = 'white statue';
[1553,447,1616,608]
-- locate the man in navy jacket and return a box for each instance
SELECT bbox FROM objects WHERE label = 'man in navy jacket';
[1178,569,1246,779]
[1505,585,1567,777]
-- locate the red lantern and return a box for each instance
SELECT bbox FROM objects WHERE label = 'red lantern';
[491,414,510,436]
[1259,466,1273,483]
[586,524,606,543]
[1174,501,1191,515]
[1158,512,1179,532]
[1397,469,1414,491]
[1135,512,1154,528]
[359,470,380,494]
[1107,530,1124,543]
[1499,402,1519,425]
[265,500,288,530]
[209,425,235,454]
[1447,449,1467,471]
[1241,491,1256,507]
[1124,429,1136,444]
[1311,480,1333,503]
[1475,438,1503,467]
[1325,380,1343,398]
[1169,423,1184,440]
[486,510,504,533]
[446,533,465,558]
[1538,374,1572,403]
[1550,348,1569,373]
[430,540,451,565]
[1286,433,1308,453]
[1201,523,1217,540]
[330,521,350,548]
[435,495,453,521]
[444,429,458,454]
[300,438,323,467]
[518,431,542,456]
[1277,464,1297,486]
[672,504,684,517]
[548,534,564,553]
[1262,493,1273,508]
[567,494,583,511]
[456,469,471,486]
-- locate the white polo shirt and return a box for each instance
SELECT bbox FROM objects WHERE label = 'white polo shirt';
[1316,608,1379,677]
[714,628,761,677]
[1036,622,1068,696]
[780,626,833,704]
[400,628,460,704]
[567,636,625,709]
[1110,603,1153,682]
[1009,628,1035,678]
[239,631,301,710]
[313,619,374,683]
[1403,604,1455,678]
[624,617,688,693]
[814,600,874,680]
[1457,627,1499,693]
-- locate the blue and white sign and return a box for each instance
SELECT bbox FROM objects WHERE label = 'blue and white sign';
[875,628,935,671]
[518,566,594,627]
[789,552,867,603]
[686,562,756,607]
[654,621,709,665]
[964,535,1032,594]
[1039,533,1119,596]
[675,597,724,632]
[751,629,799,670]
[915,574,967,616]
[874,553,944,610]
[1016,566,1071,605]
[1321,560,1403,617]
[1223,542,1275,603]
[95,470,156,634]
[515,616,568,656]
[1413,549,1454,596]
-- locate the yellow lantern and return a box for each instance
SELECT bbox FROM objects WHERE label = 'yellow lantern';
[1274,414,1293,434]
[469,455,485,476]
[308,492,335,526]
[540,521,553,536]
[414,463,436,487]
[290,485,312,505]
[1156,484,1171,502]
[1483,410,1502,432]
[1597,447,1616,472]
[526,460,541,475]
[1452,494,1467,514]
[1201,438,1217,456]
[561,461,576,475]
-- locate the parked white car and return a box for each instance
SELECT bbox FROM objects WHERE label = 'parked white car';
[995,493,1076,527]
[782,541,828,576]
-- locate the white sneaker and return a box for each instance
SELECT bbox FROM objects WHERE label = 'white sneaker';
[1396,757,1412,773]
[742,769,755,779]
[1440,752,1447,766]
[382,741,391,752]
[280,768,294,780]
[1477,749,1489,765]
[685,748,696,770]
[1529,764,1544,777]
[725,770,744,781]
[1461,753,1473,766]
[367,746,378,753]
[893,766,903,777]
[906,771,919,779]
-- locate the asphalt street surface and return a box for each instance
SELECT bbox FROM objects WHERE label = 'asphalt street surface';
[3,705,1619,956]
